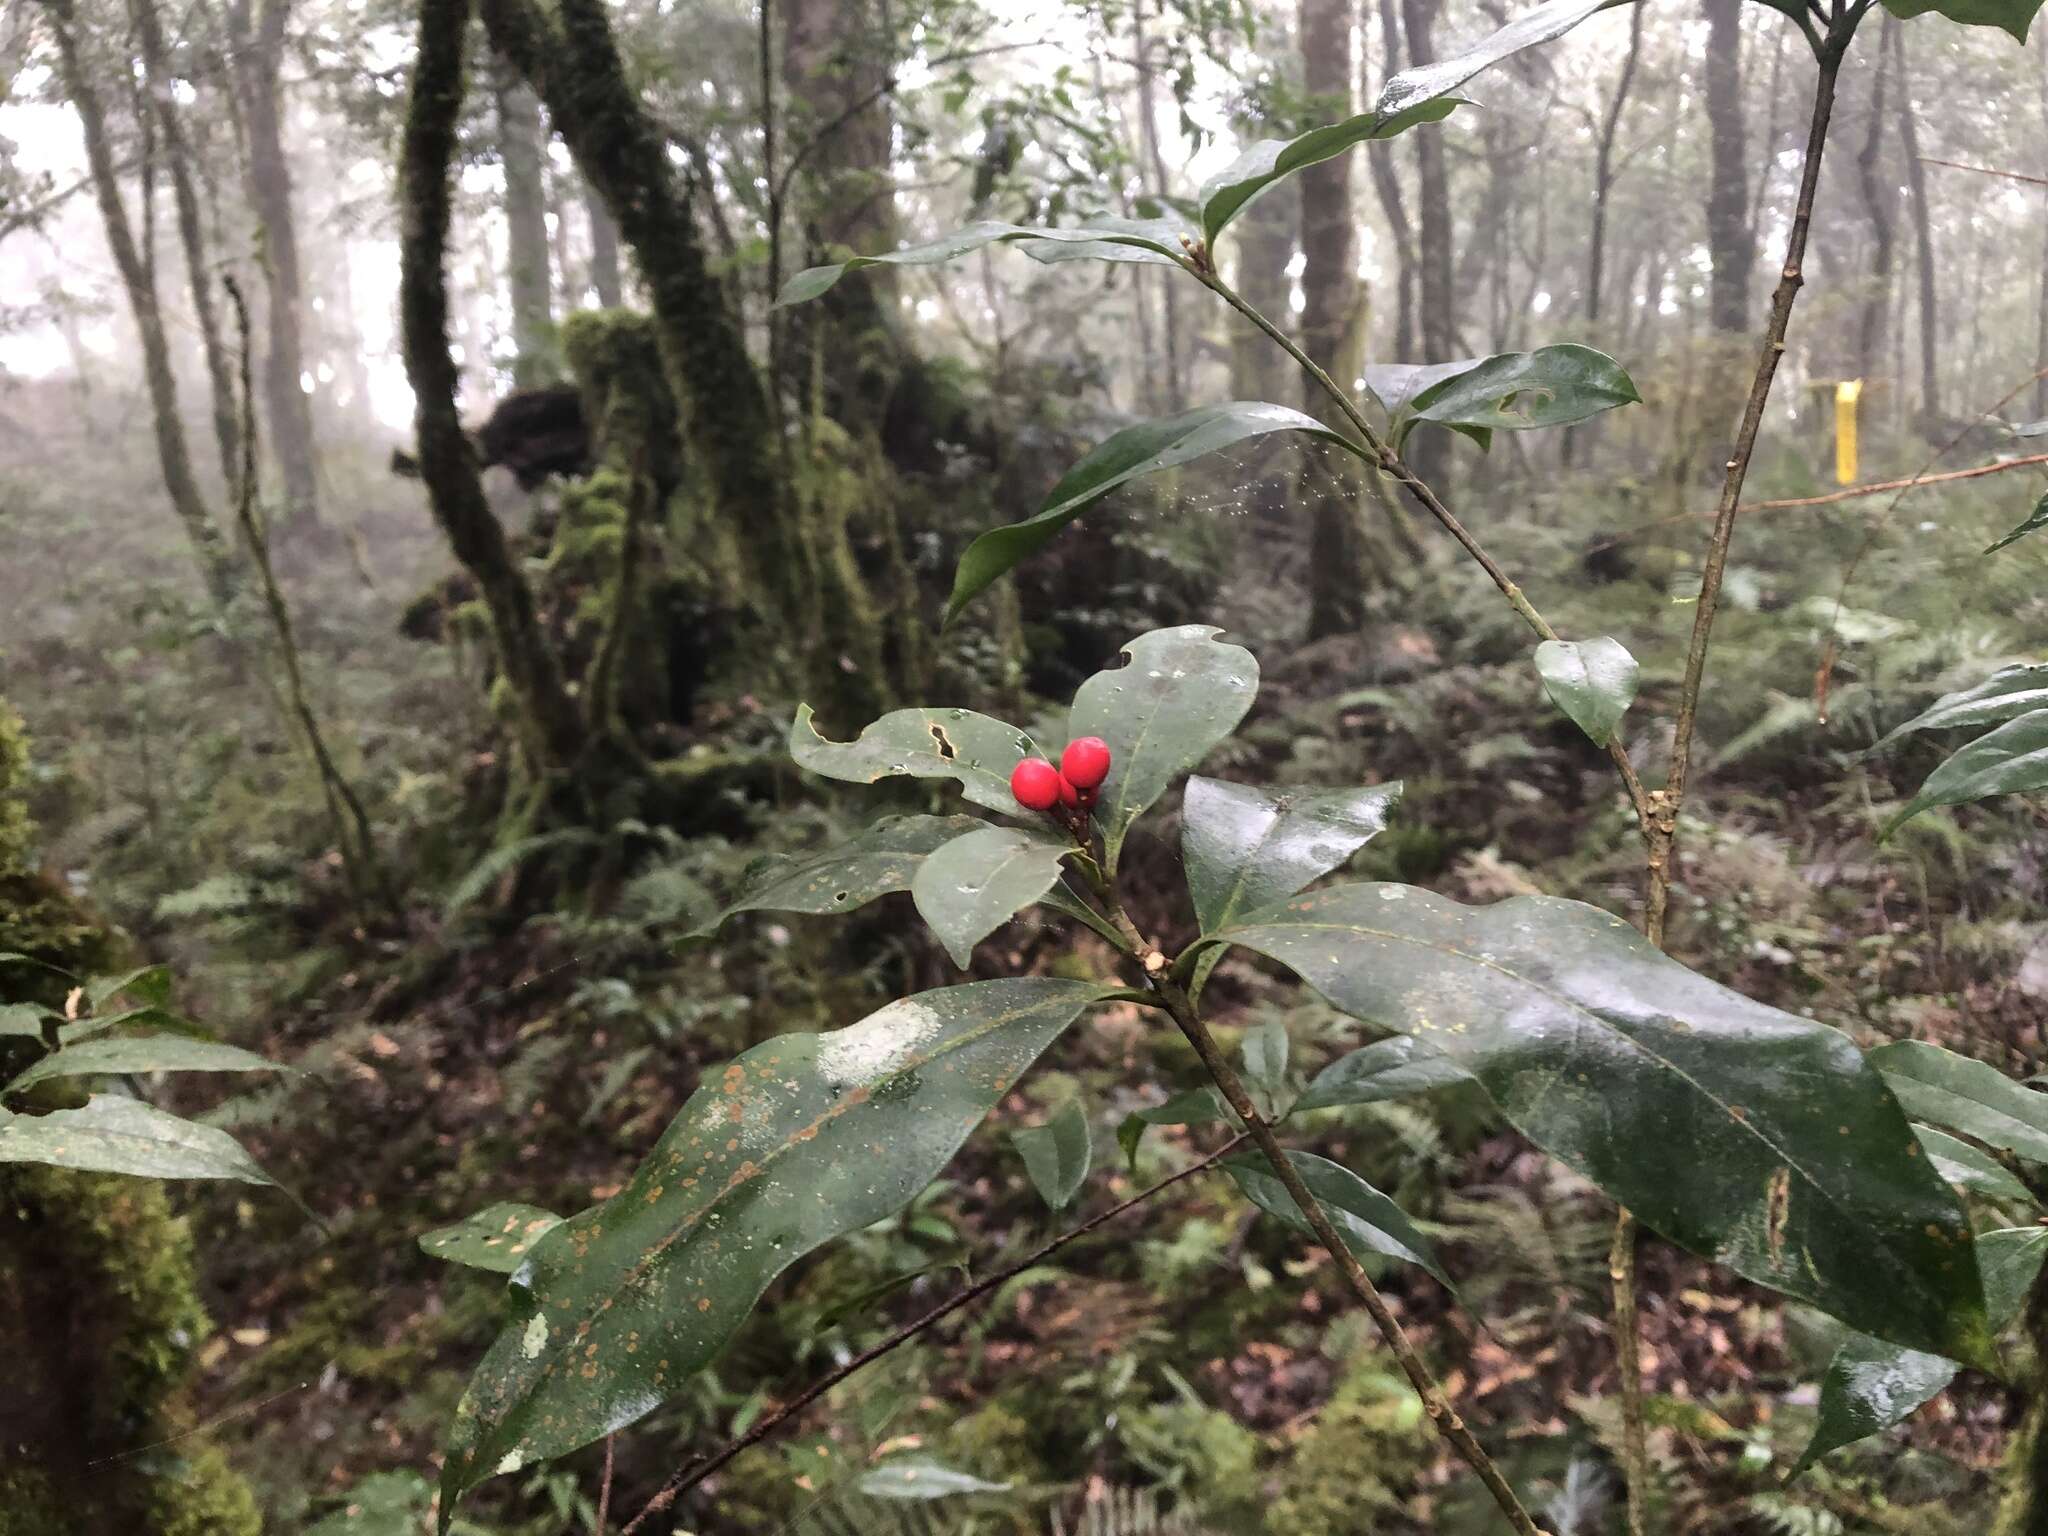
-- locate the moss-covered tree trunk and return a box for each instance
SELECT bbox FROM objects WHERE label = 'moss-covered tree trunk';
[226,0,322,536]
[398,0,586,782]
[0,701,259,1536]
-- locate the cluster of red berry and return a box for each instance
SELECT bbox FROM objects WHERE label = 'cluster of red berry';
[1009,736,1111,815]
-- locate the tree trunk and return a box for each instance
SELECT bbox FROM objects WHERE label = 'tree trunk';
[227,0,320,531]
[40,0,235,604]
[400,0,586,779]
[1401,0,1453,488]
[1851,30,1894,385]
[1228,178,1297,402]
[496,58,556,386]
[1369,0,1416,362]
[131,0,240,493]
[1585,2,1643,332]
[1299,0,1368,638]
[1889,19,1940,419]
[1703,0,1752,335]
[481,0,896,723]
[1132,0,1185,413]
[586,186,623,307]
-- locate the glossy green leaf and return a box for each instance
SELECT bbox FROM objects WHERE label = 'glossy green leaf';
[857,1458,1011,1500]
[1882,0,2043,41]
[1239,1020,1293,1122]
[944,404,1360,626]
[1010,1098,1092,1211]
[421,1204,565,1274]
[1373,0,1629,121]
[911,826,1073,967]
[1293,1036,1473,1115]
[0,1003,52,1039]
[1208,885,1988,1361]
[1879,709,2048,838]
[1874,663,2048,747]
[0,1095,275,1185]
[790,704,1040,816]
[87,964,174,1010]
[774,218,1189,309]
[1870,1041,2048,1162]
[1916,1124,2035,1204]
[1985,492,2048,554]
[1362,358,1483,415]
[694,815,982,937]
[1068,626,1259,870]
[1400,344,1641,449]
[1797,1226,2048,1472]
[4,1036,282,1094]
[1118,1086,1232,1168]
[439,978,1108,1520]
[1198,98,1463,245]
[1226,1149,1453,1288]
[1535,637,1640,747]
[1181,776,1402,934]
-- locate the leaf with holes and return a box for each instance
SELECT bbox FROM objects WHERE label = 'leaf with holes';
[774,218,1190,308]
[438,978,1108,1523]
[1182,777,1402,934]
[1373,0,1630,120]
[1204,885,1988,1361]
[790,705,1041,816]
[1010,1098,1092,1211]
[1226,1150,1453,1288]
[1068,626,1259,871]
[1397,344,1641,451]
[421,1204,565,1274]
[944,404,1361,626]
[911,826,1073,967]
[694,815,983,937]
[0,1096,276,1185]
[1796,1226,2048,1472]
[1870,1041,2048,1162]
[1535,637,1640,747]
[1198,98,1463,245]
[4,1036,283,1094]
[1293,1036,1473,1115]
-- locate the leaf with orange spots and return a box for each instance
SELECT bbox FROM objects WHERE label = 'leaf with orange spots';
[420,1204,564,1274]
[438,978,1111,1525]
[1200,884,1989,1364]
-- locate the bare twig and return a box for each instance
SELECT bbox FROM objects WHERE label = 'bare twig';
[616,1137,1246,1536]
[1918,155,2048,191]
[594,1434,614,1536]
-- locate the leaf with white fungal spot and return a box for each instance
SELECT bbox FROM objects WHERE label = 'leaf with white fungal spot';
[438,978,1110,1526]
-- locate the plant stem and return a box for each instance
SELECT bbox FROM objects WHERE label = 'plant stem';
[1648,29,1849,948]
[1196,269,1651,828]
[1089,882,1548,1536]
[616,1136,1246,1536]
[1610,1210,1647,1536]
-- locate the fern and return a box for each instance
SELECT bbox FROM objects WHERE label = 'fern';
[443,827,598,915]
[1744,1492,1846,1536]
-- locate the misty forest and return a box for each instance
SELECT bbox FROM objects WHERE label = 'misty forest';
[12,0,2048,1531]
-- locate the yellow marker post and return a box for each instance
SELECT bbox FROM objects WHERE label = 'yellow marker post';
[1834,378,1863,486]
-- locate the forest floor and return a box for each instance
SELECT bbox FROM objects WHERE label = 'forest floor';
[7,390,2048,1535]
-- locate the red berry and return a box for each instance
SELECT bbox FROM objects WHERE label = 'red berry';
[1010,757,1062,811]
[1061,736,1112,791]
[1058,772,1081,809]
